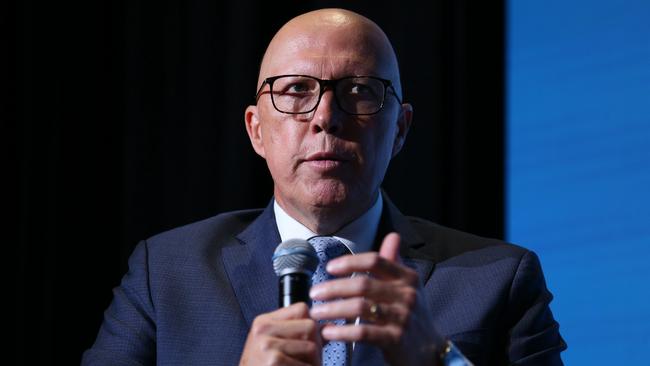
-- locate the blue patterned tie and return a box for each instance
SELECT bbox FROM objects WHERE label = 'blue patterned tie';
[308,236,351,366]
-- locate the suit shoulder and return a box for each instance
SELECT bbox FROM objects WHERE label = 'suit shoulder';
[144,208,264,252]
[406,216,529,262]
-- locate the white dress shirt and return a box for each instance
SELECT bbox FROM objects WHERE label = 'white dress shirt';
[274,194,384,254]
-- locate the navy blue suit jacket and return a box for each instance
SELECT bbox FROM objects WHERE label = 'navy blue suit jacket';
[83,197,565,365]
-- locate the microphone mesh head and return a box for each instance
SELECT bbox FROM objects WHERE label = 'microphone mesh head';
[272,238,319,277]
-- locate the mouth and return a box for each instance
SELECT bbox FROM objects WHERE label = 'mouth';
[301,151,351,170]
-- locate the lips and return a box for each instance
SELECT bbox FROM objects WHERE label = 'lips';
[304,151,349,162]
[302,151,351,170]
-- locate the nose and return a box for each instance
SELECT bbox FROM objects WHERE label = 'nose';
[310,90,343,135]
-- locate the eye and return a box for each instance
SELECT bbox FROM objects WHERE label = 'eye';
[349,83,372,95]
[274,77,318,96]
[286,82,311,93]
[342,79,382,101]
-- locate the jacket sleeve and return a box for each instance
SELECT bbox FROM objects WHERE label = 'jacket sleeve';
[506,250,567,365]
[82,240,156,366]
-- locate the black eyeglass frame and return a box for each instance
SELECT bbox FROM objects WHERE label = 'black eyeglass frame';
[255,74,403,116]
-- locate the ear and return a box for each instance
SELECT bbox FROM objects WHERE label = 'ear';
[245,105,266,158]
[391,103,413,158]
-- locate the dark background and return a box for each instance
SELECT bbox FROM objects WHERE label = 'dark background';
[8,0,504,364]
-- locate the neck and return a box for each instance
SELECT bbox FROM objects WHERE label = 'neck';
[275,192,379,235]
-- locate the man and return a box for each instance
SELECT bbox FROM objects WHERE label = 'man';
[83,8,565,366]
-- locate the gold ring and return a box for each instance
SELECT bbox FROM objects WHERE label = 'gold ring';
[368,303,381,322]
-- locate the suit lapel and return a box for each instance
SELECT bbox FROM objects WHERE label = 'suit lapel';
[221,201,281,327]
[352,193,437,365]
[378,192,435,284]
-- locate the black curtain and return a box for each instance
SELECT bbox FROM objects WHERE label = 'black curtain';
[8,0,504,364]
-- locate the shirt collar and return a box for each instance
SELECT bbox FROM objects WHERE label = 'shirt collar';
[273,195,383,254]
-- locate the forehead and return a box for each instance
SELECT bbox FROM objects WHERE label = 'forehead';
[260,25,392,81]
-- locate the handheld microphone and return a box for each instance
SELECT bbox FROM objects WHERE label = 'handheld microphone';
[272,239,319,308]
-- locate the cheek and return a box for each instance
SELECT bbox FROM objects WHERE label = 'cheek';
[360,124,396,168]
[261,120,304,177]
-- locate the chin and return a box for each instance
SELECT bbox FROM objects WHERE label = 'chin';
[305,180,350,209]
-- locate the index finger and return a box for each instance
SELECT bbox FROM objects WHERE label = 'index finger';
[326,252,417,283]
[263,302,311,321]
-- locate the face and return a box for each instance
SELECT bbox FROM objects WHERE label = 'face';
[245,15,412,227]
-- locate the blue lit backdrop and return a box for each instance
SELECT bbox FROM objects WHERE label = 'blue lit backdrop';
[506,0,650,363]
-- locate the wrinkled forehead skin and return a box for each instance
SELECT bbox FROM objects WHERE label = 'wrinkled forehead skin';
[258,8,403,97]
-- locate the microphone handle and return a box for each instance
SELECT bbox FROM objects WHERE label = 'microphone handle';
[279,273,312,308]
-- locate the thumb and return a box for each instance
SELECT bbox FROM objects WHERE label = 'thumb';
[378,232,402,263]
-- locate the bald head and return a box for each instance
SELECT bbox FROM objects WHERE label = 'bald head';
[258,9,403,97]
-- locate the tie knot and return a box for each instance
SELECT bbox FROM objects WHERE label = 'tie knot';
[308,236,350,261]
[308,236,351,286]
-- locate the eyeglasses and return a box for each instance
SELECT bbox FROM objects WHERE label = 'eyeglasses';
[255,74,402,115]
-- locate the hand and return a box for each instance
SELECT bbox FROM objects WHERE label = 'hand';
[309,233,445,366]
[239,302,322,366]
